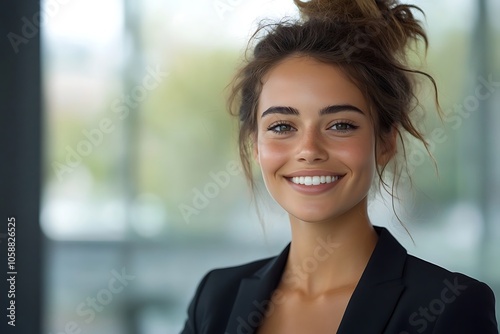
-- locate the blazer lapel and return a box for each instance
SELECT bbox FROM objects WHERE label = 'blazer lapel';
[224,244,290,334]
[224,226,407,334]
[337,227,407,334]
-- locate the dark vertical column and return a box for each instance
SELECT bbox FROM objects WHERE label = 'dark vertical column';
[0,1,42,334]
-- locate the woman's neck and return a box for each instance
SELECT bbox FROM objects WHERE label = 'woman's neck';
[282,201,378,297]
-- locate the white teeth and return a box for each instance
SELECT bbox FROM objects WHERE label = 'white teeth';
[290,175,339,185]
[312,176,320,185]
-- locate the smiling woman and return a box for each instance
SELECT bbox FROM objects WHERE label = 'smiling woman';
[255,58,382,226]
[180,0,498,333]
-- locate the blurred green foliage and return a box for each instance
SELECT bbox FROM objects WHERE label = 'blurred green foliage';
[44,25,500,234]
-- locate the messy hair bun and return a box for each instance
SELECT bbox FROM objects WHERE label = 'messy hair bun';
[294,0,427,55]
[295,0,380,18]
[228,0,439,216]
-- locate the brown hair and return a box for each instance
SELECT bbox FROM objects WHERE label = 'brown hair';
[228,0,439,213]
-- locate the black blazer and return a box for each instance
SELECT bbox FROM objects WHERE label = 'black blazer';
[181,226,498,333]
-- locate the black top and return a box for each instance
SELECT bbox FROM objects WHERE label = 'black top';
[181,226,498,333]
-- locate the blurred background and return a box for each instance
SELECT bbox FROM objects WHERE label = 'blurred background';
[1,0,499,333]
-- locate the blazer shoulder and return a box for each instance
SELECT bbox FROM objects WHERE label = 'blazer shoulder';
[204,254,278,286]
[180,254,280,334]
[398,254,498,333]
[402,253,492,296]
[404,254,481,285]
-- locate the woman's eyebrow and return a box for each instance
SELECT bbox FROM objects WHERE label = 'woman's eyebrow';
[261,106,299,118]
[261,104,365,118]
[320,104,365,115]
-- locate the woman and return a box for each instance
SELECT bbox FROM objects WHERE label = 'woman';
[181,0,498,333]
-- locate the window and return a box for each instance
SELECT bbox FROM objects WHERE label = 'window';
[42,0,500,332]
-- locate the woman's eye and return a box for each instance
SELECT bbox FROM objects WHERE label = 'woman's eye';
[268,123,294,134]
[330,122,357,132]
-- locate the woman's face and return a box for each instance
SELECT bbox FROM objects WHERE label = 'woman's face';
[254,56,389,223]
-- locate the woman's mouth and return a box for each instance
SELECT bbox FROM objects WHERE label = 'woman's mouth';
[289,175,340,186]
[284,174,344,194]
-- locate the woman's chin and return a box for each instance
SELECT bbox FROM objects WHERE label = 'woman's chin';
[288,211,340,225]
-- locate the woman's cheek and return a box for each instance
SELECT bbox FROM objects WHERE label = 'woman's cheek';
[257,139,290,167]
[336,137,376,171]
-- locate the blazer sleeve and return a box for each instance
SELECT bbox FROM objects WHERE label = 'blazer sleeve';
[433,280,498,333]
[180,271,212,334]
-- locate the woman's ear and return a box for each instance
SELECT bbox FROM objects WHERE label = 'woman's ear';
[376,127,398,167]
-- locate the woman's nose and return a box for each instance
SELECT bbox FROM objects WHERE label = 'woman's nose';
[295,128,328,163]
